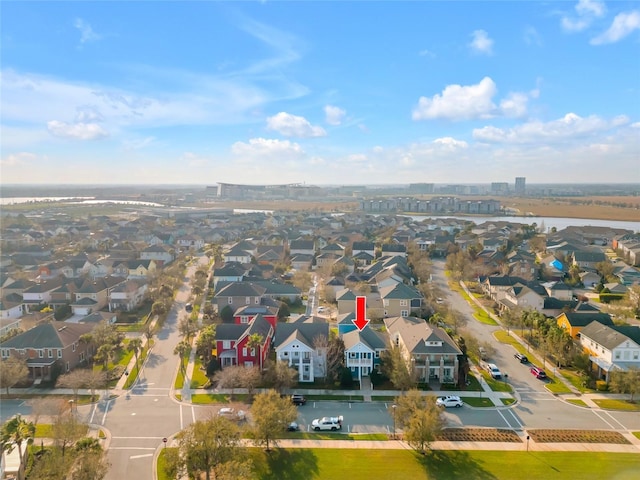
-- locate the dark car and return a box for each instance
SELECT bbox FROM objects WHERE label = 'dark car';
[530,366,547,379]
[514,353,528,363]
[291,394,307,406]
[287,422,300,431]
[185,303,193,312]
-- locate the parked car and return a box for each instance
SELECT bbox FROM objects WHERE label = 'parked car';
[436,395,463,408]
[479,347,487,360]
[530,366,547,379]
[317,306,326,312]
[436,297,444,304]
[287,421,300,432]
[291,394,307,406]
[311,416,343,431]
[185,303,193,312]
[217,407,245,421]
[514,353,528,363]
[486,363,502,379]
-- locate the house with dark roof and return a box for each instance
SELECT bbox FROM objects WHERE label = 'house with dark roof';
[579,321,640,381]
[273,322,329,382]
[0,322,96,382]
[381,244,407,258]
[383,316,462,384]
[379,283,423,317]
[556,311,614,339]
[214,282,267,312]
[213,263,247,288]
[289,239,315,256]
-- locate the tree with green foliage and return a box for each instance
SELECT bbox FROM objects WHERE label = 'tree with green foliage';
[174,340,191,378]
[170,415,249,480]
[220,305,234,323]
[381,345,416,391]
[246,333,264,371]
[52,412,86,457]
[390,390,444,453]
[127,338,143,374]
[609,367,640,402]
[196,324,217,363]
[250,389,298,451]
[0,414,35,480]
[94,344,115,370]
[0,355,29,394]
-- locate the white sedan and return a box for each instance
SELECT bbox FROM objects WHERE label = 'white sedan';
[436,395,463,408]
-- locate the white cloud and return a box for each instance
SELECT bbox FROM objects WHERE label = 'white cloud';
[74,18,101,44]
[412,77,498,121]
[418,49,436,58]
[0,152,36,167]
[472,113,626,144]
[433,137,469,149]
[231,137,305,159]
[561,0,607,32]
[469,30,494,55]
[266,112,326,137]
[47,120,108,140]
[590,11,640,45]
[500,92,529,118]
[346,153,367,163]
[324,105,346,126]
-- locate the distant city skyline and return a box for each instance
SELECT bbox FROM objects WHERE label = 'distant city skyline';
[1,1,639,185]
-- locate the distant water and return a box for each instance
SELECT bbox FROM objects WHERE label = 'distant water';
[0,197,164,207]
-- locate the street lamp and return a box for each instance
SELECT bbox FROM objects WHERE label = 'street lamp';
[68,399,75,414]
[391,404,397,439]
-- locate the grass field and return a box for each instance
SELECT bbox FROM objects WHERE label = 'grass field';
[565,399,588,408]
[158,449,640,480]
[191,393,249,404]
[592,399,640,411]
[190,356,209,389]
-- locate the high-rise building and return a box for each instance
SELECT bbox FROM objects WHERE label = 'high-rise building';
[491,182,509,195]
[515,177,526,195]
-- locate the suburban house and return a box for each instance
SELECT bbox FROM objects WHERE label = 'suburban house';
[383,316,462,384]
[73,276,124,315]
[273,322,329,382]
[0,296,23,320]
[108,280,148,312]
[289,239,315,256]
[571,251,607,270]
[556,311,614,339]
[381,244,407,258]
[0,322,96,382]
[290,253,314,271]
[337,312,357,336]
[22,278,65,311]
[379,283,423,317]
[224,247,253,264]
[343,326,387,381]
[140,244,174,266]
[233,304,279,330]
[497,284,545,313]
[0,317,21,337]
[214,282,267,313]
[214,314,273,370]
[543,281,573,300]
[579,321,640,381]
[352,241,375,258]
[336,289,358,315]
[213,263,246,289]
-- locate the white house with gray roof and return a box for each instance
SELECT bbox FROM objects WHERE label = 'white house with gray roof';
[342,327,387,381]
[273,322,329,382]
[579,321,640,382]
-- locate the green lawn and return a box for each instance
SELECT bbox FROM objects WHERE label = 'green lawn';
[565,399,589,407]
[123,341,153,390]
[473,309,499,326]
[34,424,53,438]
[479,372,512,393]
[461,397,495,407]
[592,399,640,411]
[544,379,573,395]
[558,368,596,394]
[173,347,191,390]
[191,393,249,404]
[282,432,389,441]
[633,432,640,440]
[246,449,640,480]
[501,398,516,406]
[190,356,210,389]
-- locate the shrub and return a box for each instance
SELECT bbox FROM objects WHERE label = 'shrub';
[599,293,624,304]
[596,380,608,392]
[340,367,354,388]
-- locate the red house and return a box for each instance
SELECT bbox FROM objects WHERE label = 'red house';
[215,314,273,370]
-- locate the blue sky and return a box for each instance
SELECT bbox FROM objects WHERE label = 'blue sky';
[1,0,639,185]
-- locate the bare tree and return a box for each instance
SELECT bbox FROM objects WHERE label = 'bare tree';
[0,356,29,394]
[262,360,298,393]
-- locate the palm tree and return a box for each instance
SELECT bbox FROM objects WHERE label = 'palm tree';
[247,333,264,371]
[95,344,115,370]
[174,340,191,377]
[0,414,35,480]
[127,338,143,374]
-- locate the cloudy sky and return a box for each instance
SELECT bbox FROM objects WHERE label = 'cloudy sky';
[1,1,639,185]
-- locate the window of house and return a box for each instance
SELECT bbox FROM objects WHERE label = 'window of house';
[241,316,249,324]
[255,297,260,304]
[72,343,76,352]
[349,352,356,358]
[228,298,233,304]
[80,352,85,362]
[383,299,389,307]
[242,347,248,356]
[222,340,231,349]
[66,362,70,372]
[400,299,407,306]
[401,310,408,317]
[246,297,251,304]
[250,348,256,356]
[633,351,639,360]
[375,351,380,358]
[57,349,62,358]
[1,349,8,358]
[615,351,621,359]
[18,349,26,355]
[38,349,44,358]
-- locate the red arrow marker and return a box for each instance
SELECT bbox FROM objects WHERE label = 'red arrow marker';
[352,296,370,332]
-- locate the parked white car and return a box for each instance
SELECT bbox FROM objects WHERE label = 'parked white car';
[486,363,502,379]
[217,407,245,421]
[436,395,463,408]
[311,416,343,431]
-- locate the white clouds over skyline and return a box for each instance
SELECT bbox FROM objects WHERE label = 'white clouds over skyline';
[266,112,326,137]
[47,120,108,140]
[324,105,346,125]
[561,0,607,32]
[591,10,640,44]
[469,30,494,55]
[74,18,101,44]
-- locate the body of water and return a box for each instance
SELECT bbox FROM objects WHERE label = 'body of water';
[0,197,164,207]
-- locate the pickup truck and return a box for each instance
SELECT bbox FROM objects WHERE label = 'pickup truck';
[485,363,502,379]
[311,416,343,431]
